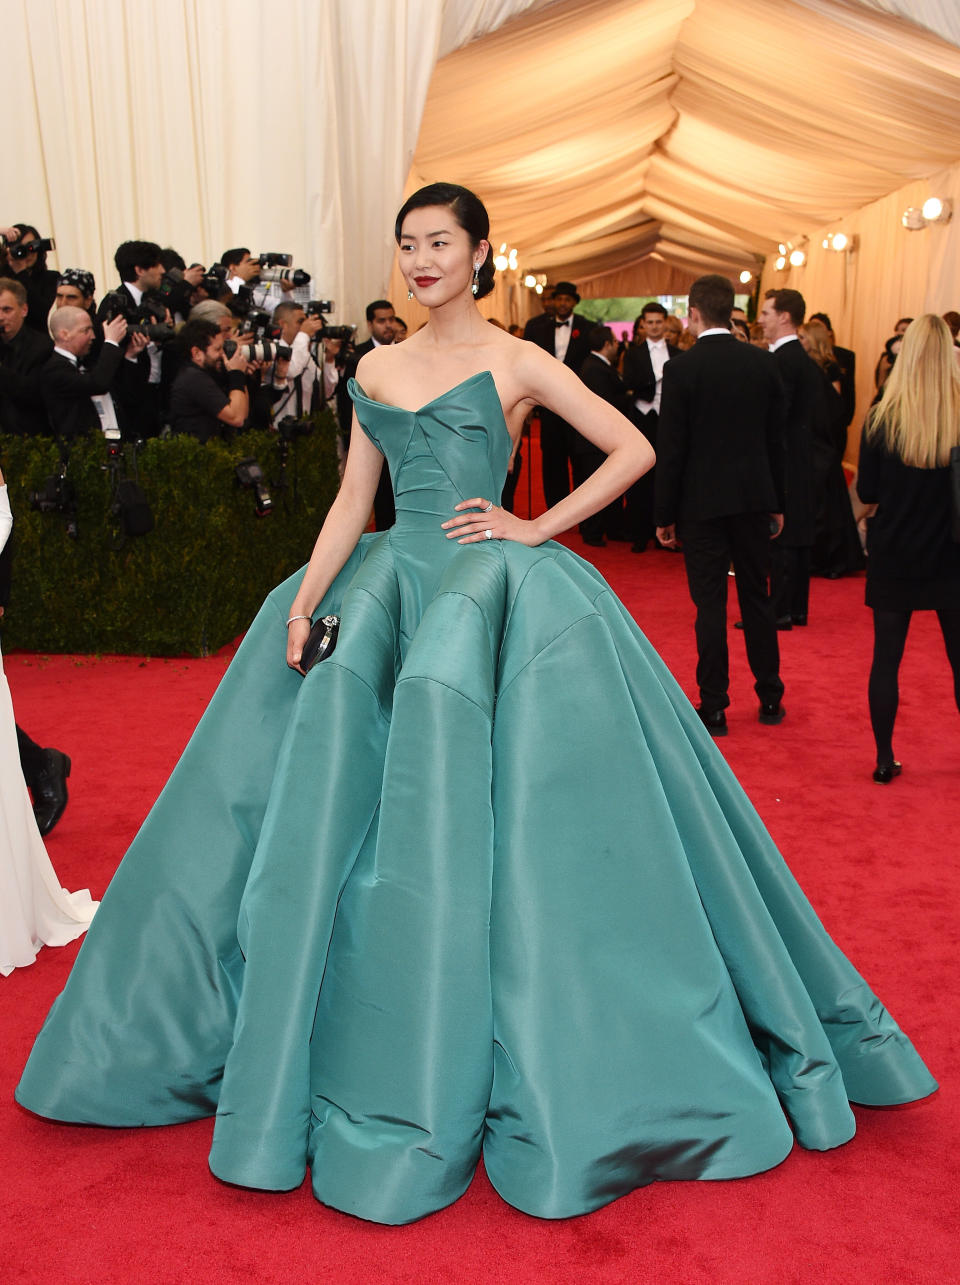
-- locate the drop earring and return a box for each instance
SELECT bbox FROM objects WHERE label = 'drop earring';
[471,264,480,296]
[407,289,413,300]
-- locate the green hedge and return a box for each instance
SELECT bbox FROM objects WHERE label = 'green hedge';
[0,417,341,655]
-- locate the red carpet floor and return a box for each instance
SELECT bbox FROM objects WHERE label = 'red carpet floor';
[2,446,958,1282]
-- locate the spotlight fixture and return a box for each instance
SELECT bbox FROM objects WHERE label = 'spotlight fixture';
[739,270,753,284]
[493,254,509,271]
[822,231,856,253]
[922,196,952,223]
[523,273,536,288]
[778,243,787,255]
[902,206,926,230]
[789,249,806,267]
[775,255,786,271]
[534,283,543,294]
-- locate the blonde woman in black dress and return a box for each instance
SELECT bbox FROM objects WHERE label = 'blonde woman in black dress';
[856,314,960,782]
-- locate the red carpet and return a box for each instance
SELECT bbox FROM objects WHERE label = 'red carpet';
[2,438,958,1282]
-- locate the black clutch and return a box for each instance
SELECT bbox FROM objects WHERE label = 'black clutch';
[300,614,340,672]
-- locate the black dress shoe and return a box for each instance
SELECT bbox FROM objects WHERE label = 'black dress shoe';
[630,541,648,553]
[791,615,808,626]
[31,748,71,836]
[696,706,728,737]
[775,617,793,631]
[758,702,786,725]
[872,760,902,784]
[733,620,744,630]
[582,536,606,548]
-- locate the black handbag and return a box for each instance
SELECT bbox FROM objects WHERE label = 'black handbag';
[951,445,960,542]
[300,614,340,672]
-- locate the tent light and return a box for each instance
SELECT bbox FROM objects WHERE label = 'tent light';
[493,254,509,271]
[775,255,786,271]
[922,196,952,223]
[534,283,543,294]
[739,270,752,284]
[508,249,518,269]
[523,273,536,288]
[778,244,787,256]
[822,238,830,249]
[789,249,805,267]
[902,207,925,230]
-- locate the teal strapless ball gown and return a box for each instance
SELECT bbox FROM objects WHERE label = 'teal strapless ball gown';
[16,372,936,1224]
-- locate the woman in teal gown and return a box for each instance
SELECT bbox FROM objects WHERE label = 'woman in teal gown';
[16,184,935,1224]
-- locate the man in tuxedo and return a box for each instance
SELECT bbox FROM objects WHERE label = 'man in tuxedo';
[809,311,856,431]
[42,308,133,441]
[0,277,52,435]
[622,301,679,551]
[759,289,820,627]
[336,299,396,529]
[524,280,592,507]
[97,241,169,438]
[577,325,631,547]
[655,274,786,736]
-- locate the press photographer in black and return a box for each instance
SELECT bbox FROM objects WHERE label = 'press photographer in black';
[169,319,251,442]
[42,308,137,441]
[0,224,58,334]
[97,240,170,437]
[0,277,52,436]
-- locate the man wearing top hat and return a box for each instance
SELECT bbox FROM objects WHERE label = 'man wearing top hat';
[523,281,593,507]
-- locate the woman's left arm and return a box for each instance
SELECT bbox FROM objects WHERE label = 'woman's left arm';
[0,468,12,556]
[444,345,654,546]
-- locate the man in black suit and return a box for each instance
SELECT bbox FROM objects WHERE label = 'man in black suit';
[759,289,820,627]
[577,325,631,547]
[97,241,169,438]
[336,299,397,529]
[622,301,679,551]
[0,276,52,435]
[42,308,131,440]
[655,274,786,736]
[524,281,592,508]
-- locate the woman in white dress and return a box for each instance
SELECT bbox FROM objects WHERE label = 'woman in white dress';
[0,467,97,976]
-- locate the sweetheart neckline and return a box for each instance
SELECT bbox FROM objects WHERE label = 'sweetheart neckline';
[348,370,511,444]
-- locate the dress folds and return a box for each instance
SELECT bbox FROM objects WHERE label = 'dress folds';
[16,372,935,1223]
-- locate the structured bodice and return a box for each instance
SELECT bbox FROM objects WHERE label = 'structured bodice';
[348,371,513,532]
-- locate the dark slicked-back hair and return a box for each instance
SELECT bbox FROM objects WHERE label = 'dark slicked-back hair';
[588,323,615,352]
[641,300,668,318]
[809,310,833,332]
[764,288,805,327]
[689,275,735,327]
[221,248,250,270]
[394,182,496,300]
[365,299,393,322]
[115,240,163,283]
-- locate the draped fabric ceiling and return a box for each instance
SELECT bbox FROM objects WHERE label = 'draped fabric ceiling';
[5,0,960,433]
[406,0,960,299]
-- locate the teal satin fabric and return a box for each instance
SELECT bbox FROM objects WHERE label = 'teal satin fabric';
[16,371,936,1223]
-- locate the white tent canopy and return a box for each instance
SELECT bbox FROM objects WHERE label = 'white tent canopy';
[4,0,960,437]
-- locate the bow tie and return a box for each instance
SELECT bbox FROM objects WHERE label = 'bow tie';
[555,318,571,328]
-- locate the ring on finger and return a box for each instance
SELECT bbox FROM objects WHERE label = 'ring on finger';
[481,500,494,512]
[483,528,493,540]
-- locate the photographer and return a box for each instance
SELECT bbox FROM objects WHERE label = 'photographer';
[50,269,100,359]
[169,319,250,442]
[0,277,52,436]
[42,308,140,441]
[0,225,58,335]
[97,241,170,437]
[270,301,326,420]
[158,248,205,323]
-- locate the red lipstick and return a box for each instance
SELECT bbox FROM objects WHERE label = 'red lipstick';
[414,276,439,287]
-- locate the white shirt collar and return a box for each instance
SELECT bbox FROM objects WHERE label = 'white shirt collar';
[594,350,611,365]
[647,337,667,350]
[54,345,78,365]
[769,333,799,352]
[555,316,572,327]
[698,327,732,339]
[124,282,144,306]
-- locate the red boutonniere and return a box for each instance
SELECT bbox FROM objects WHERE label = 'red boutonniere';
[572,329,580,339]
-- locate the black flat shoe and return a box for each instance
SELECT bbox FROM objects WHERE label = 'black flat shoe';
[758,702,786,725]
[31,748,71,836]
[696,706,728,737]
[872,761,902,784]
[791,615,808,626]
[775,617,793,631]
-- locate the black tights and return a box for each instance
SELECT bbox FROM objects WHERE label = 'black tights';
[868,608,960,765]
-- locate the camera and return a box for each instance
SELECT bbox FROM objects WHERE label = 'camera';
[8,236,55,261]
[29,467,78,539]
[258,253,292,268]
[304,299,354,343]
[101,294,175,345]
[200,263,230,297]
[258,266,311,288]
[305,300,334,318]
[235,457,273,515]
[275,414,314,440]
[238,308,274,338]
[223,338,292,364]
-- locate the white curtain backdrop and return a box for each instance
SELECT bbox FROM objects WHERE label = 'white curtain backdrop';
[0,0,541,328]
